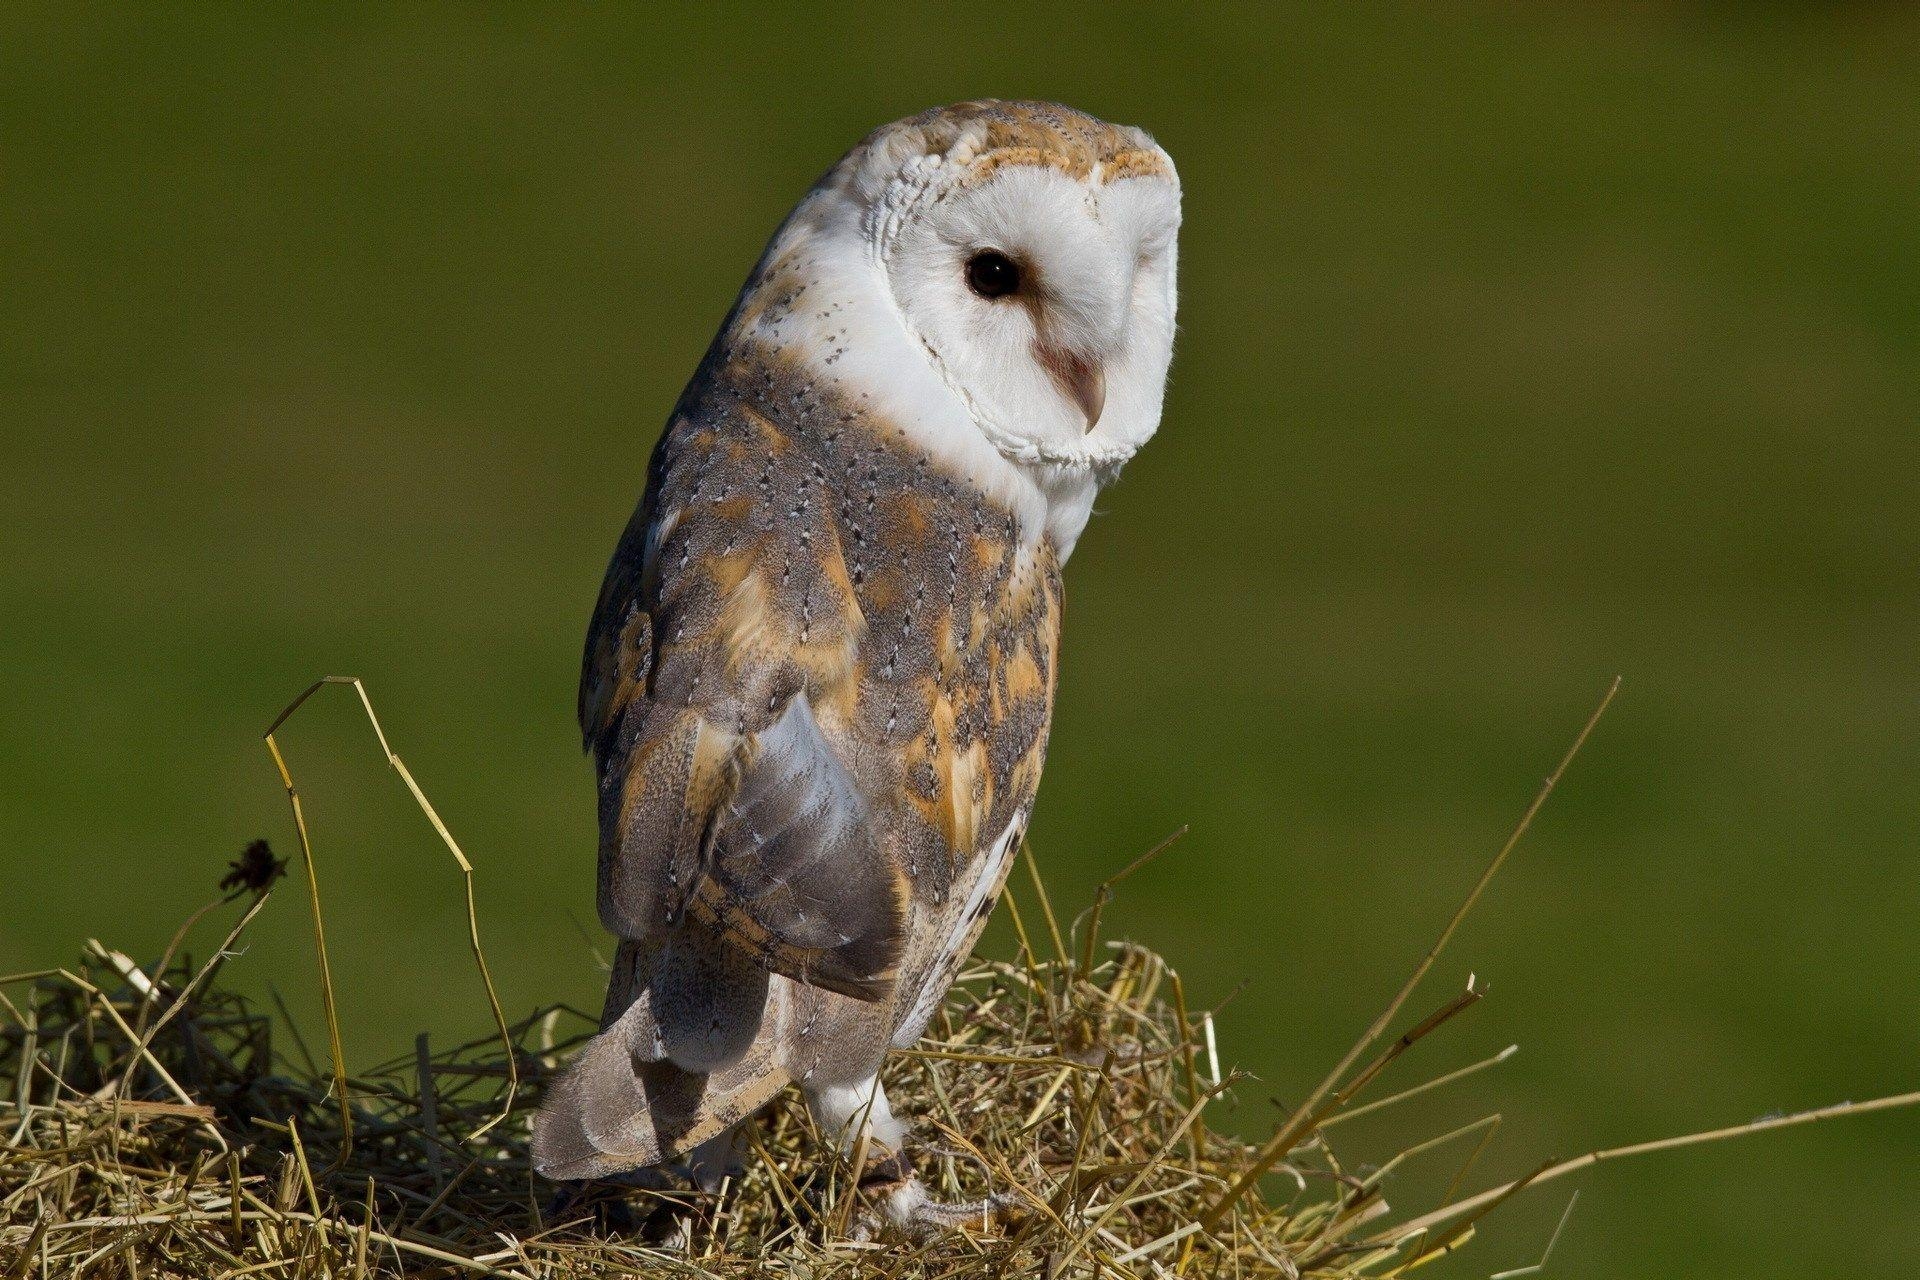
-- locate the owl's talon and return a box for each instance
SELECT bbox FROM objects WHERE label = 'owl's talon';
[868,1178,1023,1239]
[857,1149,915,1193]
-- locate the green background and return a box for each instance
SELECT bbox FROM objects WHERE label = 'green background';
[4,5,1916,1275]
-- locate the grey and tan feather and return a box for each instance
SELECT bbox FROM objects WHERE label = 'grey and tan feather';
[533,101,1180,1185]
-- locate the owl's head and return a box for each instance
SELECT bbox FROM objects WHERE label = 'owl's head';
[725,101,1180,548]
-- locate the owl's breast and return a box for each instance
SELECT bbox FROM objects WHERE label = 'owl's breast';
[820,439,1062,916]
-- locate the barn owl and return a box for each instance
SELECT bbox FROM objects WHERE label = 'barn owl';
[533,100,1180,1229]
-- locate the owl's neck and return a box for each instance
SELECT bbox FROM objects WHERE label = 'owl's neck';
[706,336,1100,564]
[720,199,1112,561]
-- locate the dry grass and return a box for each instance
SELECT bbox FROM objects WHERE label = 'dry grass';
[3,676,1915,1278]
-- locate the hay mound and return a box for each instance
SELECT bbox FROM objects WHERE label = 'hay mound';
[0,872,1456,1279]
[9,680,1907,1277]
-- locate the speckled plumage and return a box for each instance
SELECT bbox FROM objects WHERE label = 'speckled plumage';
[534,100,1178,1190]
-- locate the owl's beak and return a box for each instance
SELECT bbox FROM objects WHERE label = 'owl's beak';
[1035,343,1107,433]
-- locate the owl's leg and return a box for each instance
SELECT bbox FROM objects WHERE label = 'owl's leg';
[804,1076,909,1157]
[804,1075,1018,1237]
[636,1124,748,1252]
[684,1123,748,1192]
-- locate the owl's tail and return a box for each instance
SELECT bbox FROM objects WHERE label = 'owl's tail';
[532,937,791,1181]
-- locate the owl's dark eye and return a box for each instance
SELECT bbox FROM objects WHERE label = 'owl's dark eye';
[965,250,1021,299]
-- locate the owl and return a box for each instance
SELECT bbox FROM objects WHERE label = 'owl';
[533,100,1181,1230]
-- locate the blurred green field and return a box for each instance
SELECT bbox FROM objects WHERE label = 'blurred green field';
[3,5,1916,1275]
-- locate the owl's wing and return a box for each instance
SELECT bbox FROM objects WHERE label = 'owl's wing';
[579,419,904,1004]
[684,692,905,999]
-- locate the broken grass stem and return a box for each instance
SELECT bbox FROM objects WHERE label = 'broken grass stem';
[1197,676,1621,1231]
[264,676,518,1141]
